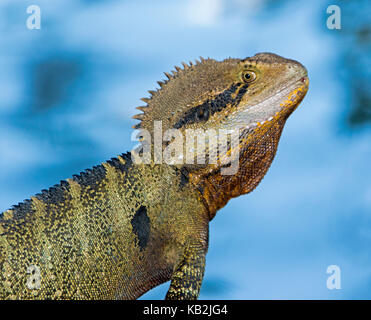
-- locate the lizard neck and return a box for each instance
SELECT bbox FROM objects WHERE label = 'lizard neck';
[189,117,287,221]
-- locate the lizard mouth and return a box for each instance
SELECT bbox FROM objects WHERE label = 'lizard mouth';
[235,75,309,134]
[203,75,308,171]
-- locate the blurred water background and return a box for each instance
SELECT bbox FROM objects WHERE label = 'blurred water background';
[0,0,370,299]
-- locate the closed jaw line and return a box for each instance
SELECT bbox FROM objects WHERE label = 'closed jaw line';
[221,76,308,132]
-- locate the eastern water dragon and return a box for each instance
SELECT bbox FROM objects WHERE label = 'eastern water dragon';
[0,53,308,299]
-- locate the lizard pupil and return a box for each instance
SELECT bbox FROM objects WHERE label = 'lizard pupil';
[242,70,256,83]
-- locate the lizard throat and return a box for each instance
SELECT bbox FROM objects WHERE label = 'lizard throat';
[190,77,309,219]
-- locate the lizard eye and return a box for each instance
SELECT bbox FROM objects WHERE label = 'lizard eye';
[241,70,256,83]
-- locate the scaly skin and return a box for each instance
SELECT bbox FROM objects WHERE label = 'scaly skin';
[0,53,308,299]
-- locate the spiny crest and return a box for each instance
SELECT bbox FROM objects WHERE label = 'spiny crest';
[132,58,204,129]
[132,56,237,131]
[3,153,134,219]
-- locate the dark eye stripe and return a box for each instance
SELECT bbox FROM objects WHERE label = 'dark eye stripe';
[173,83,249,129]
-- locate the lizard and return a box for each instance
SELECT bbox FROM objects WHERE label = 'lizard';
[0,52,308,300]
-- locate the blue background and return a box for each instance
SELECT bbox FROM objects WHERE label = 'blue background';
[0,0,370,299]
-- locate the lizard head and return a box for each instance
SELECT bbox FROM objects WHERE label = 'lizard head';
[133,53,308,217]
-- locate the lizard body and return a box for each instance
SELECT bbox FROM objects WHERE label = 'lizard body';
[0,53,308,299]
